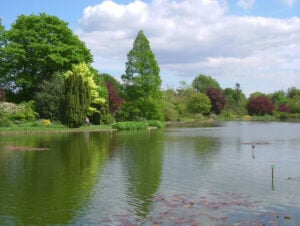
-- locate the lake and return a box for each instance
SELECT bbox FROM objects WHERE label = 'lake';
[0,122,300,225]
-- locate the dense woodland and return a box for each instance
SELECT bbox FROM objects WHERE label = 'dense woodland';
[1,14,300,128]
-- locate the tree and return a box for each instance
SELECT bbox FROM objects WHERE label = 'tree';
[287,87,300,98]
[60,72,91,128]
[224,87,247,115]
[107,82,123,116]
[192,74,220,93]
[101,73,121,93]
[187,93,211,114]
[65,63,109,124]
[100,73,124,118]
[2,13,92,102]
[270,90,288,105]
[206,88,226,114]
[0,19,8,90]
[234,83,241,104]
[34,73,63,120]
[247,95,274,115]
[121,30,163,120]
[278,103,291,113]
[288,95,300,113]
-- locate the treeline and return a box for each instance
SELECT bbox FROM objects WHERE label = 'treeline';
[1,14,300,128]
[163,75,300,121]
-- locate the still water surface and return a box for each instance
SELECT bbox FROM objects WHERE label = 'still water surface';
[0,122,300,225]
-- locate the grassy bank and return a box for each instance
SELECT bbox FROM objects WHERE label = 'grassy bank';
[0,121,113,134]
[0,120,166,134]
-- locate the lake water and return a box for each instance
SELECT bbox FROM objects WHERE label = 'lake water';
[0,122,300,225]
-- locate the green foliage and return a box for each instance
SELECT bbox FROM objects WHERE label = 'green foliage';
[121,30,163,121]
[2,13,92,102]
[224,86,247,116]
[187,93,211,114]
[112,121,148,130]
[34,73,63,120]
[0,101,38,122]
[0,118,13,127]
[270,90,288,105]
[147,120,166,128]
[60,72,91,128]
[288,95,300,113]
[65,63,109,124]
[287,87,300,98]
[192,74,220,93]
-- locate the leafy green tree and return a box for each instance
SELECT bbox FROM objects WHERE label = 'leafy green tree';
[192,74,220,93]
[121,30,163,120]
[65,63,110,124]
[270,90,288,104]
[287,87,300,98]
[0,19,9,90]
[162,89,180,121]
[101,73,121,92]
[60,72,91,128]
[224,85,247,115]
[288,95,300,113]
[34,73,63,120]
[176,81,197,115]
[249,92,264,98]
[2,13,92,102]
[187,93,211,114]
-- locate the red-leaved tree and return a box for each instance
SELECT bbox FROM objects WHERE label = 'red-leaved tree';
[107,82,123,116]
[278,103,291,113]
[247,95,274,115]
[205,88,226,114]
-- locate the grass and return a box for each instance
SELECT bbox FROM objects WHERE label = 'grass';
[0,120,113,134]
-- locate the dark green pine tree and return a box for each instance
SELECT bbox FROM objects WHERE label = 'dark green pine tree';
[60,73,91,128]
[121,30,163,121]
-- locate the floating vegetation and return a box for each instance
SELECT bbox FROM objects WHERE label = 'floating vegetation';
[6,146,50,151]
[98,193,298,225]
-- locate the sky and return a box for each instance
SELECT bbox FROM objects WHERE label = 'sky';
[1,0,300,96]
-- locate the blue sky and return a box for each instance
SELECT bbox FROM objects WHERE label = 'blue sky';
[1,0,300,95]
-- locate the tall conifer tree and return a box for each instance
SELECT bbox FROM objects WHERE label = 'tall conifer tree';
[60,73,90,128]
[121,30,163,120]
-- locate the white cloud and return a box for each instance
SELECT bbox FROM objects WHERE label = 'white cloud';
[237,0,255,10]
[280,0,297,7]
[77,0,300,95]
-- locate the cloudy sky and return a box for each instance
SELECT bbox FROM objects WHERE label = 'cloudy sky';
[1,0,300,96]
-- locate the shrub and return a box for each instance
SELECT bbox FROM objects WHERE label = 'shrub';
[206,88,226,114]
[0,118,13,127]
[147,120,165,128]
[247,95,274,115]
[112,121,148,130]
[187,93,211,114]
[0,101,38,122]
[278,103,291,113]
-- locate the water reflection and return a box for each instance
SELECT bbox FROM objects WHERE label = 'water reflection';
[0,132,110,225]
[118,130,164,218]
[1,122,300,225]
